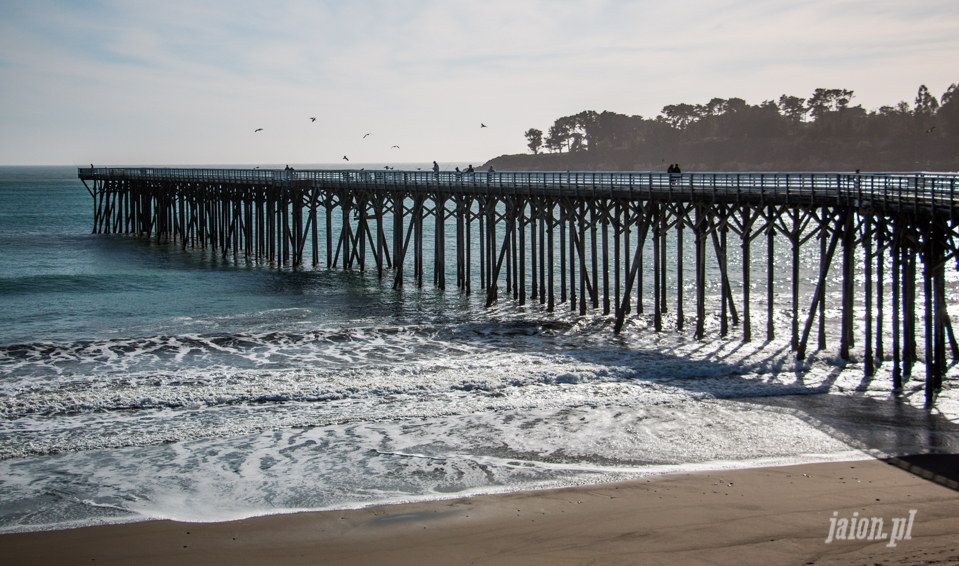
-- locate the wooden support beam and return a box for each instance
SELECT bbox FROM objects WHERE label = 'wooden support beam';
[435,195,446,289]
[710,224,740,332]
[791,208,801,350]
[876,219,885,360]
[695,205,707,340]
[614,221,648,334]
[840,208,856,360]
[818,213,828,351]
[547,201,555,312]
[486,199,517,308]
[741,208,754,342]
[923,223,935,405]
[767,208,775,341]
[893,226,903,391]
[676,215,685,332]
[797,214,844,360]
[602,203,610,315]
[864,214,875,377]
[614,201,622,319]
[654,203,662,332]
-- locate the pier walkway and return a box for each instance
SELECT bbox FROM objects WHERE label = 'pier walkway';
[79,167,959,404]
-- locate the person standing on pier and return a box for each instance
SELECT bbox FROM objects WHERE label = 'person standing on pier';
[433,160,440,178]
[668,163,681,186]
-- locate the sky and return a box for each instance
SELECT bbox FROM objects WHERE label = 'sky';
[1,0,957,167]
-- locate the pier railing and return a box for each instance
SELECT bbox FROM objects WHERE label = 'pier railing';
[78,167,959,219]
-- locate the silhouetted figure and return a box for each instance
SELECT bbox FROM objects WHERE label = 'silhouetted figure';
[466,164,474,173]
[668,163,681,186]
[488,166,495,172]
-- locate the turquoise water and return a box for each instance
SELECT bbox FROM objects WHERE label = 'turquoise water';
[1,165,956,533]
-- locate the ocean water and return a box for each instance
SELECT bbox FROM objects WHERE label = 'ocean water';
[1,165,957,533]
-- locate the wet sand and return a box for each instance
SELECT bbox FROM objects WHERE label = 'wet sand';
[2,456,958,566]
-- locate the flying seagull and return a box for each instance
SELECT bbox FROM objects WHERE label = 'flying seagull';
[480,123,487,128]
[254,128,263,132]
[363,133,372,138]
[391,145,400,149]
[310,117,316,122]
[343,156,349,161]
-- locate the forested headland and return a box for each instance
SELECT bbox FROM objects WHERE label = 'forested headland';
[483,84,959,173]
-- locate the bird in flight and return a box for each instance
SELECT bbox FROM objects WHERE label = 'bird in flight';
[343,156,349,161]
[480,123,487,128]
[391,145,400,149]
[363,133,372,138]
[310,117,316,122]
[254,128,263,132]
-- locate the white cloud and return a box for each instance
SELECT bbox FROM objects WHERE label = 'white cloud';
[1,0,957,165]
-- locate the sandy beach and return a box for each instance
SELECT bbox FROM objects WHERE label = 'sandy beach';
[2,455,957,566]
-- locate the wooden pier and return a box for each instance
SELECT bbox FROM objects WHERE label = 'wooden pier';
[78,167,959,405]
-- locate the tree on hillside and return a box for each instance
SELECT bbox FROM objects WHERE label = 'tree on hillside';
[506,81,958,172]
[545,123,568,153]
[805,88,854,135]
[807,88,853,119]
[589,111,645,151]
[661,103,698,130]
[524,128,543,154]
[698,98,728,117]
[939,83,959,135]
[778,95,807,125]
[915,85,940,133]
